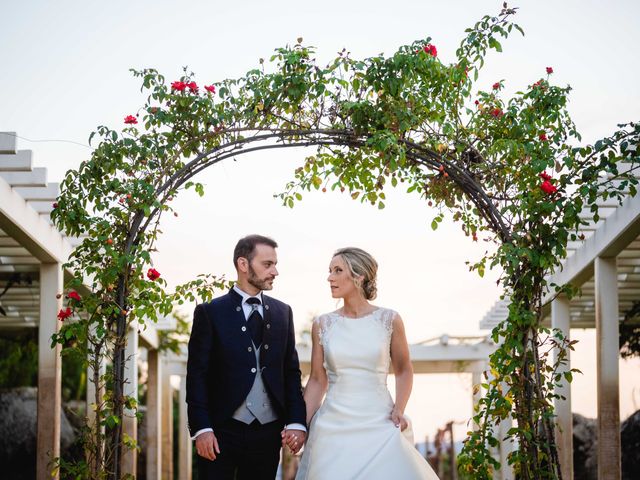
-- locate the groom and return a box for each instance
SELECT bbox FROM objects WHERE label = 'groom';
[186,234,307,479]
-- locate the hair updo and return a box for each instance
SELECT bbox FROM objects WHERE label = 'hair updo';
[333,247,378,300]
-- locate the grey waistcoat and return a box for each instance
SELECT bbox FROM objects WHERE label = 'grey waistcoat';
[232,343,278,424]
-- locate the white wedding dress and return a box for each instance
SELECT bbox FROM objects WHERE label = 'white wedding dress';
[295,308,440,480]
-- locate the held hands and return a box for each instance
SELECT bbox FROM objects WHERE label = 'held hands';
[281,428,306,454]
[195,431,221,461]
[391,407,409,431]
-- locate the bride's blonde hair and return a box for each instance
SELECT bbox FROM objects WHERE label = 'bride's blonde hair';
[333,247,378,300]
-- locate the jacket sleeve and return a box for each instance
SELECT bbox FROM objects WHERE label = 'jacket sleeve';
[186,304,214,435]
[283,305,307,426]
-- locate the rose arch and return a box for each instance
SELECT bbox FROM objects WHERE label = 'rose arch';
[50,7,639,480]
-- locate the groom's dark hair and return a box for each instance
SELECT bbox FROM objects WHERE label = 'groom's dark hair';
[233,234,278,270]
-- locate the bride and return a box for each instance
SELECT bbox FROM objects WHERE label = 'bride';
[289,247,440,479]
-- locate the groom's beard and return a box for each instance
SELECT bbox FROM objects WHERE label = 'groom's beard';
[248,264,275,291]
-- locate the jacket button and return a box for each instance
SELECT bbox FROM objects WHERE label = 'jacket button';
[247,402,252,407]
[241,326,247,332]
[251,367,257,373]
[264,344,269,350]
[266,324,271,329]
[248,347,252,352]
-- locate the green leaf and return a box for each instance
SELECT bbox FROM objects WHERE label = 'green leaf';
[488,37,502,52]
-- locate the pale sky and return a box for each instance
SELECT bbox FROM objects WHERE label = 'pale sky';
[2,0,639,440]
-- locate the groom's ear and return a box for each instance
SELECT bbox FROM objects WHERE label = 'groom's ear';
[237,256,249,273]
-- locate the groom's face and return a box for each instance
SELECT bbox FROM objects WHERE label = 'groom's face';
[247,243,279,291]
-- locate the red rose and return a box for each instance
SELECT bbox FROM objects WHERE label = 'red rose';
[147,268,161,281]
[124,115,138,125]
[540,180,557,195]
[539,133,548,141]
[171,81,187,91]
[532,80,547,91]
[67,291,81,302]
[423,44,437,57]
[492,82,501,90]
[204,84,216,94]
[474,100,479,106]
[490,107,503,118]
[57,307,72,321]
[187,81,198,93]
[52,202,58,208]
[546,67,553,74]
[539,172,552,181]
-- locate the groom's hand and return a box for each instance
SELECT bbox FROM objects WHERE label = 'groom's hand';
[195,431,220,461]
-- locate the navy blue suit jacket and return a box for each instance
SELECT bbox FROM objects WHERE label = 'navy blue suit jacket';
[186,288,306,435]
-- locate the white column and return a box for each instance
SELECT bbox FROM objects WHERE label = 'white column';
[595,256,621,479]
[161,364,174,480]
[146,349,162,480]
[497,405,514,480]
[471,361,484,432]
[121,327,139,476]
[178,372,192,480]
[551,295,573,479]
[85,328,106,472]
[86,323,106,424]
[37,263,62,480]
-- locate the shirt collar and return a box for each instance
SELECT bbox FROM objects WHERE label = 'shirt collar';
[233,284,262,305]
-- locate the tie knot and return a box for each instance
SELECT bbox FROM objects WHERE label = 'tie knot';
[246,297,261,306]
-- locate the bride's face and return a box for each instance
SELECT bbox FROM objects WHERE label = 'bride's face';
[327,255,360,299]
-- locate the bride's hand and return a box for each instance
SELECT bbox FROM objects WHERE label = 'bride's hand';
[390,407,408,431]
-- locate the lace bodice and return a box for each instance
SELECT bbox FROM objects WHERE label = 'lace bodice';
[315,308,395,345]
[314,308,397,383]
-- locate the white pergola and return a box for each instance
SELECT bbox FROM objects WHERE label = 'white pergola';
[0,132,190,479]
[479,167,640,480]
